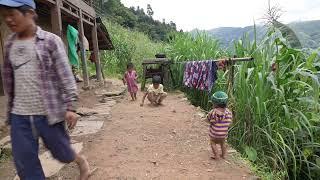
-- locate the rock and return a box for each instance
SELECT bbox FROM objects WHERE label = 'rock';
[71,121,104,137]
[228,149,237,154]
[82,85,94,91]
[2,143,12,154]
[181,98,188,101]
[95,89,126,97]
[143,136,148,141]
[172,129,177,135]
[207,169,214,172]
[197,112,206,118]
[172,110,176,113]
[77,107,98,116]
[94,107,112,117]
[99,98,107,103]
[81,116,102,121]
[0,135,11,147]
[149,160,158,165]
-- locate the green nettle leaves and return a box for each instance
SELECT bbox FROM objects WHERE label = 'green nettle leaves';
[245,146,258,162]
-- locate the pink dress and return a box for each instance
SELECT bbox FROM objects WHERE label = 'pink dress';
[125,71,138,93]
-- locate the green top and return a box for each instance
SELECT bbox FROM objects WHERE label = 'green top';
[67,25,79,67]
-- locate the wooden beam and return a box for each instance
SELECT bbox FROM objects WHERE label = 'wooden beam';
[0,68,4,96]
[61,7,79,19]
[92,21,103,83]
[50,0,62,36]
[60,7,93,26]
[67,0,96,17]
[78,9,90,88]
[82,18,94,26]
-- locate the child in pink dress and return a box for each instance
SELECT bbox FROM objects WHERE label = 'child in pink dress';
[123,63,138,101]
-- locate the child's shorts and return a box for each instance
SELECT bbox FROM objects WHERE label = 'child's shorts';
[10,114,75,179]
[210,137,226,144]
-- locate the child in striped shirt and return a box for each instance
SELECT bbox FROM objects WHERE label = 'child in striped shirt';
[207,91,233,160]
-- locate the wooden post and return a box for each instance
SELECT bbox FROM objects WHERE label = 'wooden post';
[78,10,90,89]
[50,0,62,37]
[141,65,147,91]
[0,67,4,96]
[92,21,103,83]
[227,58,235,96]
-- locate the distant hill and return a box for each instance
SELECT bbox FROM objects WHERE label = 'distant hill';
[193,20,320,49]
[101,0,177,42]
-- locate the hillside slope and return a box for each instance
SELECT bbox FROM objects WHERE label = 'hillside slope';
[194,20,320,49]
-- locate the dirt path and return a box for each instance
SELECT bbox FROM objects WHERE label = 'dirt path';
[83,92,252,180]
[0,87,254,179]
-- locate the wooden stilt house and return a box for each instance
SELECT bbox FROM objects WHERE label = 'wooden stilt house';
[0,0,113,95]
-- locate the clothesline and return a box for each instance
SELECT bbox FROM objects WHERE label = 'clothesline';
[173,57,254,64]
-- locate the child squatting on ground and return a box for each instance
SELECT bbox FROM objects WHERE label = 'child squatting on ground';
[123,62,138,101]
[207,91,233,160]
[0,0,90,179]
[140,76,167,106]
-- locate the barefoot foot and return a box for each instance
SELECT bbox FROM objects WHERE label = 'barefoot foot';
[77,155,90,180]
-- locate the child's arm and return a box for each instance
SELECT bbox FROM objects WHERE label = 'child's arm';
[123,73,127,85]
[206,110,216,123]
[206,111,212,123]
[140,92,148,107]
[135,71,138,80]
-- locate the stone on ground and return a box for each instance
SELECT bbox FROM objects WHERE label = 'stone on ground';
[77,107,98,116]
[71,121,104,137]
[0,135,10,147]
[94,89,126,97]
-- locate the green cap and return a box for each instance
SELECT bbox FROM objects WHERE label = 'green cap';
[210,91,228,105]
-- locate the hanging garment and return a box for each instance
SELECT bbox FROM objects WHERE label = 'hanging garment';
[67,25,79,67]
[208,61,218,92]
[183,60,218,91]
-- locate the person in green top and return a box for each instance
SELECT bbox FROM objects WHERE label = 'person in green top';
[67,25,79,67]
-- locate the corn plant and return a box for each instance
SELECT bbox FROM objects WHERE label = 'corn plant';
[167,28,320,179]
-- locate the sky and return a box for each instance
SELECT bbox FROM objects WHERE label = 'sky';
[121,0,320,31]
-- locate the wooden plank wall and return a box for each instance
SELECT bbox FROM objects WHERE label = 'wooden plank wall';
[0,16,11,96]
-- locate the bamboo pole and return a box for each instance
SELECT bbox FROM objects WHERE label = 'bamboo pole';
[78,9,90,89]
[173,57,254,64]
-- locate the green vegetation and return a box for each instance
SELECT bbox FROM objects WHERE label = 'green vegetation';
[98,3,320,179]
[101,0,177,42]
[98,21,165,78]
[167,27,320,179]
[200,20,320,49]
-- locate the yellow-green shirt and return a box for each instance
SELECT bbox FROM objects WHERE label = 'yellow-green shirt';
[147,84,164,95]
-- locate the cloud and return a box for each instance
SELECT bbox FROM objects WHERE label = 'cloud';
[121,0,320,31]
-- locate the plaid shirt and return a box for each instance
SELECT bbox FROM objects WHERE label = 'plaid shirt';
[2,27,78,125]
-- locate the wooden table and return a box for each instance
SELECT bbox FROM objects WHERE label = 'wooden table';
[141,58,172,91]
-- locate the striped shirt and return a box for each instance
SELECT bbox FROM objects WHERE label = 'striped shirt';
[2,27,78,125]
[207,108,232,139]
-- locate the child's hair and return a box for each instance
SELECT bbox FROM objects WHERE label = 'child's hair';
[152,75,161,84]
[127,62,134,69]
[0,5,38,20]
